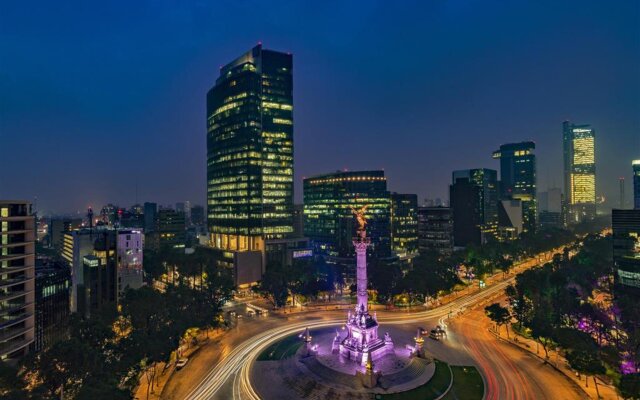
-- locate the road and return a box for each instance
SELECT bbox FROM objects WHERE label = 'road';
[451,308,584,400]
[168,248,574,400]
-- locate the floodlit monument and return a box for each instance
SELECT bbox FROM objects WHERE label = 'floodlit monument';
[338,206,395,365]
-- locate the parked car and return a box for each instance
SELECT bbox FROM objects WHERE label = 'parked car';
[176,358,189,370]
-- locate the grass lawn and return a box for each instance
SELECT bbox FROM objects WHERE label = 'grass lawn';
[379,359,452,400]
[257,334,304,361]
[442,366,484,400]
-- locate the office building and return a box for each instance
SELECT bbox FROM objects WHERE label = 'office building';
[0,201,35,361]
[612,209,640,288]
[33,259,69,352]
[538,187,563,228]
[48,217,82,251]
[492,141,536,232]
[143,202,157,233]
[64,228,143,317]
[563,121,596,223]
[157,208,186,249]
[417,207,453,255]
[207,45,304,286]
[190,204,206,227]
[304,170,391,263]
[450,169,498,246]
[293,204,304,238]
[634,160,640,209]
[497,199,523,240]
[390,193,418,259]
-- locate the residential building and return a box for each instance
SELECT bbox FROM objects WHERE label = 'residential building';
[563,121,596,223]
[417,207,453,255]
[0,201,35,361]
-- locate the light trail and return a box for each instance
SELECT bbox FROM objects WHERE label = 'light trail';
[185,248,567,400]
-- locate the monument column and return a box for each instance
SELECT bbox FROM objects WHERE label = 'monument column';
[354,239,370,313]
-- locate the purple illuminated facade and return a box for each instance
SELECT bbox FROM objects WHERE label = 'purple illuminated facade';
[338,209,394,365]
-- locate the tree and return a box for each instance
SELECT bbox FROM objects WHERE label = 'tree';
[618,373,640,400]
[256,262,298,308]
[485,303,512,338]
[368,258,403,304]
[566,349,606,397]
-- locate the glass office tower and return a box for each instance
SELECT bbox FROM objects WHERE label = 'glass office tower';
[563,121,596,223]
[303,171,391,263]
[633,160,640,210]
[207,45,294,254]
[450,169,499,246]
[492,141,537,233]
[390,193,419,259]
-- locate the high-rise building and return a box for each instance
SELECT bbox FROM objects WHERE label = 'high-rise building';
[64,227,144,317]
[293,204,304,238]
[143,202,157,233]
[304,170,391,263]
[48,217,82,251]
[450,169,498,246]
[417,206,453,255]
[206,44,294,255]
[0,201,35,361]
[612,209,640,288]
[497,199,523,240]
[390,193,418,259]
[563,121,596,223]
[33,259,69,352]
[492,141,536,232]
[190,204,206,227]
[620,177,626,209]
[538,187,563,228]
[633,160,640,210]
[156,208,186,249]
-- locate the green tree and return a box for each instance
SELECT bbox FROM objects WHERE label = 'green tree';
[618,373,640,400]
[566,349,606,398]
[485,303,512,338]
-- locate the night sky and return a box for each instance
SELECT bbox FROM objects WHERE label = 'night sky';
[1,1,639,215]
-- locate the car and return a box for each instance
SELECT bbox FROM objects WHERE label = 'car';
[176,358,188,370]
[247,309,255,316]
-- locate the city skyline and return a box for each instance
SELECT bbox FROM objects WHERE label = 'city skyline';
[1,1,639,215]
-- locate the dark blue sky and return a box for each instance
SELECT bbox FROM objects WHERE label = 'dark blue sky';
[1,1,639,214]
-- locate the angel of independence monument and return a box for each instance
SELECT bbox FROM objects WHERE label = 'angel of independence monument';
[336,205,395,365]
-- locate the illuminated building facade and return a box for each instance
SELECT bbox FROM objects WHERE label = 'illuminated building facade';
[156,208,186,249]
[563,121,596,223]
[450,169,498,247]
[634,160,640,210]
[417,206,453,255]
[303,171,391,263]
[492,141,536,232]
[33,259,69,352]
[390,193,418,259]
[207,44,294,257]
[0,201,35,361]
[612,209,640,288]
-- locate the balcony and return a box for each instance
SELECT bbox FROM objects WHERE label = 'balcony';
[0,276,33,289]
[0,302,31,315]
[0,338,33,357]
[0,291,29,303]
[0,313,31,329]
[0,325,29,342]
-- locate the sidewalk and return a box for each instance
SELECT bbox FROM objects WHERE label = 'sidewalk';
[489,328,619,400]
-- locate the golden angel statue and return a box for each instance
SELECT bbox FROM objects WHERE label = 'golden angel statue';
[351,205,369,231]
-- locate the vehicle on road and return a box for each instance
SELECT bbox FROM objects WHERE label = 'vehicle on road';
[429,325,446,340]
[176,358,189,370]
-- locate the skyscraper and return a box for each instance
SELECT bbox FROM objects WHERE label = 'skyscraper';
[633,160,640,210]
[417,206,453,255]
[207,44,294,256]
[563,121,596,223]
[303,170,391,263]
[0,201,35,361]
[390,193,418,259]
[492,141,536,232]
[450,169,498,246]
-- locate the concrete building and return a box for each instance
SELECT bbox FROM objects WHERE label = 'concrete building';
[0,201,35,361]
[417,207,453,255]
[497,199,523,240]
